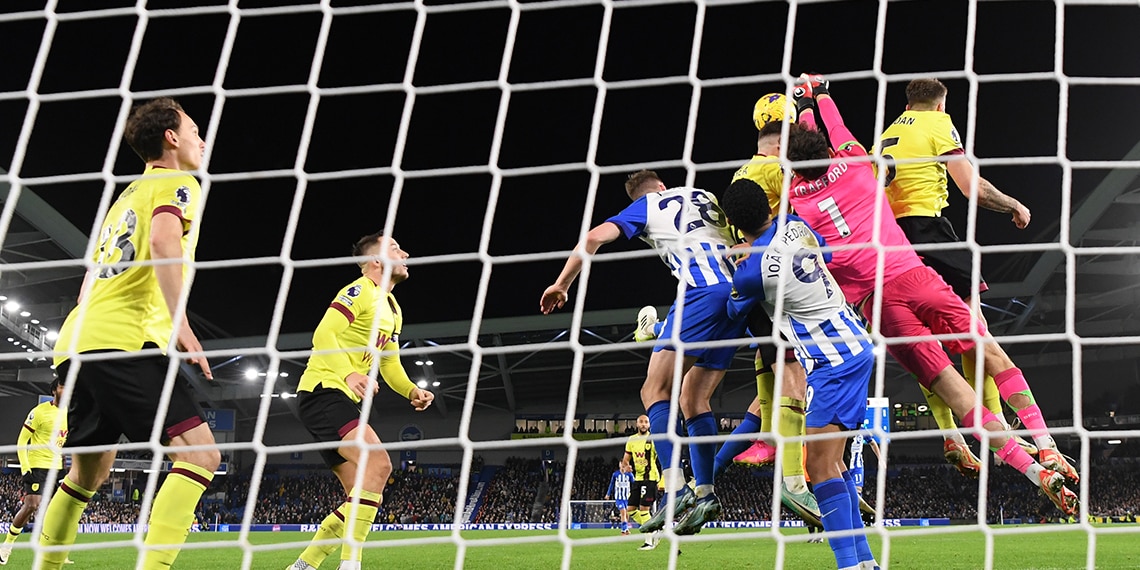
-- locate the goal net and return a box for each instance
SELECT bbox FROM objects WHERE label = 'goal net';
[567,500,617,529]
[0,0,1138,569]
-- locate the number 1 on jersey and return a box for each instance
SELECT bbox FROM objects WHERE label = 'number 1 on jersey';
[817,196,851,238]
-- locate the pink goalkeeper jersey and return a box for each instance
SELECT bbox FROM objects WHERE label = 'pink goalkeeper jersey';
[788,96,925,306]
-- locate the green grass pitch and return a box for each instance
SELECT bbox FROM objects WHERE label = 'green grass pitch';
[2,527,1137,569]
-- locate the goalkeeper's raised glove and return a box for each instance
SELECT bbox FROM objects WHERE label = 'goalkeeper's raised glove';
[792,75,815,115]
[804,73,829,97]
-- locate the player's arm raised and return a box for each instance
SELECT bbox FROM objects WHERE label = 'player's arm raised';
[801,75,864,155]
[945,159,1031,229]
[151,211,211,379]
[539,222,622,314]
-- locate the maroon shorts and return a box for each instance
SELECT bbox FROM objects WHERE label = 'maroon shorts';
[862,266,987,387]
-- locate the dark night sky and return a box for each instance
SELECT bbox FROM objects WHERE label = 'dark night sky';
[3,0,1140,338]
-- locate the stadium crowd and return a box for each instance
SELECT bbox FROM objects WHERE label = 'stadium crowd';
[2,455,1137,525]
[474,458,547,524]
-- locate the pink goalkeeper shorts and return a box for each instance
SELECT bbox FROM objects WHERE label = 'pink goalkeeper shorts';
[862,266,987,388]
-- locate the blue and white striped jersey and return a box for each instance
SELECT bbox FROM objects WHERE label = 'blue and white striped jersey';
[849,433,865,469]
[607,470,633,501]
[606,187,736,288]
[728,214,873,374]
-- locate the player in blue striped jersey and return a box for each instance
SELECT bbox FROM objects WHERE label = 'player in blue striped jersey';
[722,178,878,570]
[541,170,746,536]
[604,463,635,535]
[848,428,881,521]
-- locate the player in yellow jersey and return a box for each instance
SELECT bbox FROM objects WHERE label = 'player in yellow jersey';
[289,232,434,570]
[621,415,661,550]
[38,98,219,570]
[726,120,821,527]
[0,379,68,565]
[875,78,1045,478]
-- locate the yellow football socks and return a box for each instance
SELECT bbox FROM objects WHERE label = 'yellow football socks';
[756,356,775,435]
[143,461,214,569]
[341,488,381,562]
[778,397,807,479]
[300,502,348,568]
[962,351,1005,420]
[38,478,95,569]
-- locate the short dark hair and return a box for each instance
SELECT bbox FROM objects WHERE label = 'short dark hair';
[124,97,185,163]
[906,78,948,107]
[757,120,785,142]
[624,169,662,199]
[785,123,830,181]
[352,231,385,266]
[722,179,772,236]
[49,377,61,392]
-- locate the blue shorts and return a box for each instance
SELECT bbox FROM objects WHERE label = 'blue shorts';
[804,349,873,430]
[615,499,629,510]
[654,283,746,370]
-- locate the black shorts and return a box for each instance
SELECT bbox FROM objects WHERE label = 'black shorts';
[631,480,658,509]
[297,386,366,468]
[22,469,49,495]
[746,307,796,370]
[58,345,207,448]
[897,216,987,301]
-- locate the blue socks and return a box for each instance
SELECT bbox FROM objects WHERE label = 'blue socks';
[714,412,761,478]
[685,411,718,488]
[647,401,677,471]
[620,520,629,532]
[842,470,875,564]
[815,478,859,568]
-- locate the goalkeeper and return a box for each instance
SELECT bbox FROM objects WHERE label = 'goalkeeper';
[784,75,1078,515]
[289,233,434,570]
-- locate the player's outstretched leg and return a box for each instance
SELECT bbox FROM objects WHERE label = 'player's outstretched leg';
[921,386,983,478]
[990,367,1077,483]
[962,351,1037,457]
[733,350,778,467]
[962,408,1077,514]
[714,407,762,478]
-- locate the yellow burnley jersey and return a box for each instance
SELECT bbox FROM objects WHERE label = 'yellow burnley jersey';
[21,400,67,471]
[732,155,787,216]
[875,110,964,219]
[54,167,201,365]
[299,275,403,403]
[625,433,660,482]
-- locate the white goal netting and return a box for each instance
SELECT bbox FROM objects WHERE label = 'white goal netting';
[1,1,1139,569]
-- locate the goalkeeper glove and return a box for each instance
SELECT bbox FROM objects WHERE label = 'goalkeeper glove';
[804,73,829,96]
[792,76,815,115]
